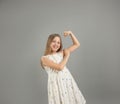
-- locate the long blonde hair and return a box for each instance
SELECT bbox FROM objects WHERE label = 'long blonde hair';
[44,34,63,55]
[41,34,63,69]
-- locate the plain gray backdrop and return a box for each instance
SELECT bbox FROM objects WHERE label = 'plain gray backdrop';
[0,0,120,104]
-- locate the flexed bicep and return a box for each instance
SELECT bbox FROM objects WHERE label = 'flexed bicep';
[63,31,80,53]
[66,44,80,53]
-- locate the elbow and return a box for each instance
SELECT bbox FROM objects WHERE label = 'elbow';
[78,42,80,47]
[75,43,80,48]
[74,42,80,47]
[78,43,80,47]
[58,65,64,71]
[77,42,80,48]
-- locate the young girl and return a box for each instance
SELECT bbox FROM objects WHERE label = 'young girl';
[40,31,86,104]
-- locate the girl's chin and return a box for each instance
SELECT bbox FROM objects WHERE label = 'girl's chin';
[52,49,58,53]
[52,50,57,52]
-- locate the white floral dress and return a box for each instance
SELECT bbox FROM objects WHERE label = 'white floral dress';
[43,52,86,104]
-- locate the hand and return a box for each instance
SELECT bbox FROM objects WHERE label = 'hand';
[63,31,73,37]
[63,49,70,57]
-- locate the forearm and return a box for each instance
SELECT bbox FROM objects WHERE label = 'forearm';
[59,55,69,70]
[70,32,80,46]
[41,50,70,71]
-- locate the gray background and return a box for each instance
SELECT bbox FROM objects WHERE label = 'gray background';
[0,0,120,104]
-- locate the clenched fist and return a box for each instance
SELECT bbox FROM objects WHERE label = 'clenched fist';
[63,31,73,37]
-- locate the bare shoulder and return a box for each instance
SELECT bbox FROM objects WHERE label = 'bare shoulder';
[41,55,48,61]
[40,56,44,63]
[59,50,64,56]
[40,55,50,67]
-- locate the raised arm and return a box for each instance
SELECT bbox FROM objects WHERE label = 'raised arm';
[40,49,70,71]
[64,31,80,53]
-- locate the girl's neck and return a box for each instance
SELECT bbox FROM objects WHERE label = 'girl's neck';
[51,51,57,55]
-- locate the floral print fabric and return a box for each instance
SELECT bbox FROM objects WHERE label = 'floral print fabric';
[43,52,86,104]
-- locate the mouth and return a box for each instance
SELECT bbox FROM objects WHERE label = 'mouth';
[53,46,58,49]
[53,45,59,50]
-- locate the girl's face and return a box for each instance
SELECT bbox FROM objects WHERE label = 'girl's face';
[50,36,61,53]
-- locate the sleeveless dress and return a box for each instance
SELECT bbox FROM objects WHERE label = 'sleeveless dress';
[43,52,86,104]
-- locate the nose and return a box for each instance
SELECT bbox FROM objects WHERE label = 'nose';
[55,42,58,45]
